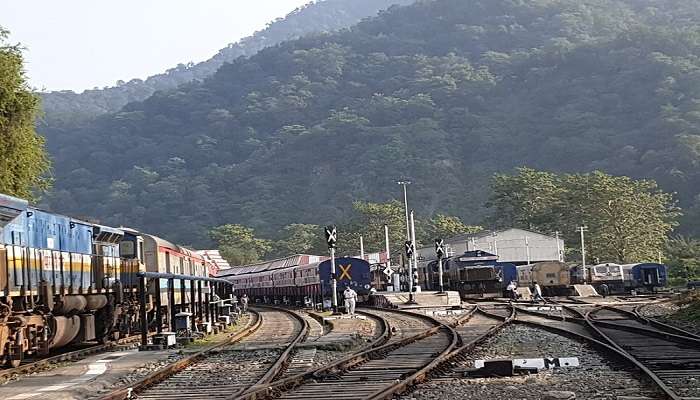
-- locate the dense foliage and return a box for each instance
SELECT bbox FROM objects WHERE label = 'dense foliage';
[39,0,414,124]
[0,28,50,199]
[489,168,679,263]
[664,236,700,284]
[39,0,700,250]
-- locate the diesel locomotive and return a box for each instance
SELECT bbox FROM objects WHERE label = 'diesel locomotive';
[0,193,216,367]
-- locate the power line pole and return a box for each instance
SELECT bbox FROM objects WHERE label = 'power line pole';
[525,236,531,265]
[576,225,588,281]
[397,180,413,299]
[409,210,418,303]
[359,235,364,260]
[397,181,411,238]
[555,231,562,262]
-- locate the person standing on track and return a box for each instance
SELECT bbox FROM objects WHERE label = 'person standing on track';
[506,280,517,300]
[599,283,610,298]
[532,282,545,303]
[343,285,358,316]
[241,293,249,312]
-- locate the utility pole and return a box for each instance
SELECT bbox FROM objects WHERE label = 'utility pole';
[360,235,364,260]
[409,210,418,303]
[492,232,498,256]
[397,181,411,236]
[525,236,531,265]
[555,231,562,262]
[576,226,588,281]
[397,180,413,300]
[384,224,391,266]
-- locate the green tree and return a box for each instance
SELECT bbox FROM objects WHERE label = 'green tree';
[487,167,563,231]
[488,169,680,263]
[664,235,700,284]
[0,27,50,199]
[559,172,680,263]
[425,214,482,241]
[272,223,326,256]
[336,200,407,257]
[209,224,271,266]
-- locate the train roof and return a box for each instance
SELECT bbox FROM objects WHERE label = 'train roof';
[216,254,325,277]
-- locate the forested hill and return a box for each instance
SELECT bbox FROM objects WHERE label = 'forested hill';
[39,0,415,125]
[44,0,700,247]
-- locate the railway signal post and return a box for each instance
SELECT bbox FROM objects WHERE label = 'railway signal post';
[435,238,445,294]
[325,225,339,313]
[405,239,416,304]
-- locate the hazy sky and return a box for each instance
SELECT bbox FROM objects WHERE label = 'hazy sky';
[3,1,310,92]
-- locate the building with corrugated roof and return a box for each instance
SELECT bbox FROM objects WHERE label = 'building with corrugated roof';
[417,228,564,266]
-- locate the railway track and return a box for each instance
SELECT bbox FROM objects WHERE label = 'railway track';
[0,333,145,384]
[125,307,308,400]
[586,306,700,400]
[235,307,457,400]
[99,308,263,400]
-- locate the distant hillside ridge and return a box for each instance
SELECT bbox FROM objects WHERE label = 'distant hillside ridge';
[39,0,415,125]
[42,0,700,247]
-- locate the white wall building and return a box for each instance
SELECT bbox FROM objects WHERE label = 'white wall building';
[417,228,564,266]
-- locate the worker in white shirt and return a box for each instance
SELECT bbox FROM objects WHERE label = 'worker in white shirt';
[343,285,358,315]
[532,282,545,303]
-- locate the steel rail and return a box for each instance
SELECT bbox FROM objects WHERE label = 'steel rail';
[630,303,700,340]
[583,307,684,400]
[98,309,263,400]
[233,307,451,400]
[227,305,311,398]
[0,333,147,382]
[233,307,392,399]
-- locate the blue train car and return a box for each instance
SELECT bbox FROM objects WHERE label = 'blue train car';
[442,251,517,299]
[318,257,372,299]
[1,206,96,296]
[622,263,667,291]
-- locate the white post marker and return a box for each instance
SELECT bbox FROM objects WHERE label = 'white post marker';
[555,231,562,262]
[525,236,531,265]
[360,235,365,260]
[577,225,588,272]
[492,232,498,256]
[410,210,419,295]
[384,224,391,267]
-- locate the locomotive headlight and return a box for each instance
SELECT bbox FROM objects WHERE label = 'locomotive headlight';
[364,284,370,289]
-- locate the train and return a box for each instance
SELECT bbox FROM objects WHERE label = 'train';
[586,262,667,293]
[516,261,582,296]
[422,250,667,299]
[218,255,373,306]
[425,250,517,299]
[0,193,220,367]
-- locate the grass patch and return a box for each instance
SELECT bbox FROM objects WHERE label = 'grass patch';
[672,291,700,322]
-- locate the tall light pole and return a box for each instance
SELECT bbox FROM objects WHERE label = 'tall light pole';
[397,181,411,238]
[397,181,412,297]
[576,225,588,282]
[555,231,562,262]
[409,210,418,303]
